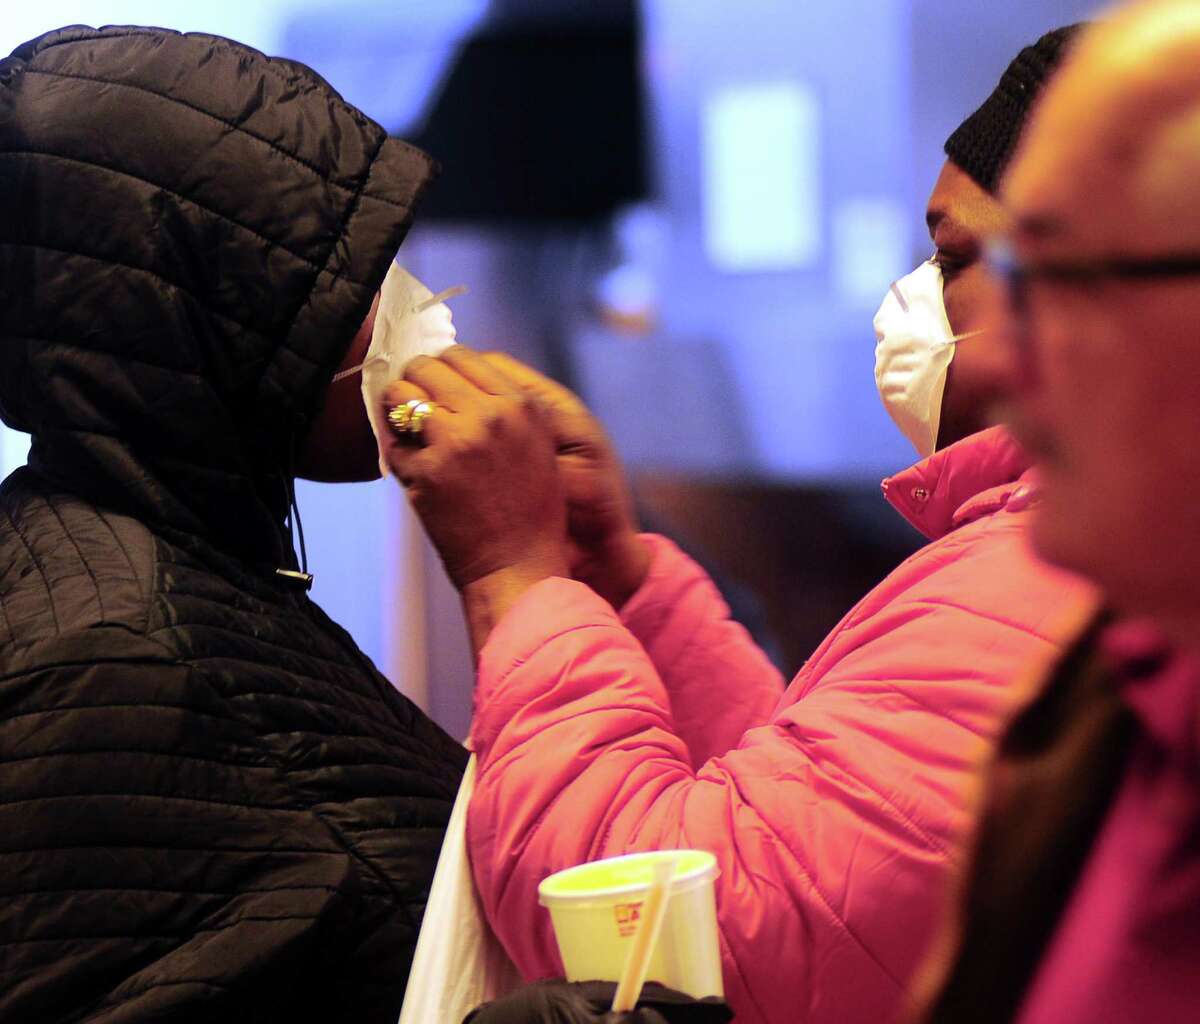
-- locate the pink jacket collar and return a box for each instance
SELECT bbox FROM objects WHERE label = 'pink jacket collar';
[882,426,1035,540]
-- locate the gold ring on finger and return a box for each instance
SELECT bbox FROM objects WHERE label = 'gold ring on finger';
[387,398,437,441]
[406,401,437,438]
[386,400,417,434]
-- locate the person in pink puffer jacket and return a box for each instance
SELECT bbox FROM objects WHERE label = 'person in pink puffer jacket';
[382,28,1089,1024]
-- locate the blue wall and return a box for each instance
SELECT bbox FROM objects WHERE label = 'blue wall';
[0,0,1103,723]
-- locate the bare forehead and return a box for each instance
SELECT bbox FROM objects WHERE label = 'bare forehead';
[925,161,1007,242]
[1003,117,1111,249]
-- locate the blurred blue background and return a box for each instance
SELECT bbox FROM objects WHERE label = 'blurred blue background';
[0,0,1100,737]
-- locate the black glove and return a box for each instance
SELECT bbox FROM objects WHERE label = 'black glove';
[463,980,734,1024]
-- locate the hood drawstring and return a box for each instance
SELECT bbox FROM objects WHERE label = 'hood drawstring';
[276,432,314,592]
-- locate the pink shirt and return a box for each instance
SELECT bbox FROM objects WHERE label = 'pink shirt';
[1016,620,1200,1023]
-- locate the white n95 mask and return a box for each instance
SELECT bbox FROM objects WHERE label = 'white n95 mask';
[873,259,980,460]
[333,262,466,475]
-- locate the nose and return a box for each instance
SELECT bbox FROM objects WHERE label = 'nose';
[980,276,1013,384]
[980,238,1045,397]
[978,260,1040,401]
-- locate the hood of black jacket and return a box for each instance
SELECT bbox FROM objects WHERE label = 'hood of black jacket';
[0,25,435,570]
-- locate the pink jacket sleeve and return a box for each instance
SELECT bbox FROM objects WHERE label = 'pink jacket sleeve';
[466,511,1091,1024]
[617,534,784,767]
[467,580,928,1024]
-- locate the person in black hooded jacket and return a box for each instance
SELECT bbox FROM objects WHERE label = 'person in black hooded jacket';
[0,25,467,1024]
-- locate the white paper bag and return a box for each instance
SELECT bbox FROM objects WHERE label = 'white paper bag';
[398,753,522,1024]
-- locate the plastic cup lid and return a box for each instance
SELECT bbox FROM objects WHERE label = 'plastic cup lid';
[538,849,718,906]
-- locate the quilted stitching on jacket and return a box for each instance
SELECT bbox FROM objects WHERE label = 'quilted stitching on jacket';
[0,26,465,1024]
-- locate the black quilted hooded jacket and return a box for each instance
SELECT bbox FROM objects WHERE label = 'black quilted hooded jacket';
[0,26,467,1023]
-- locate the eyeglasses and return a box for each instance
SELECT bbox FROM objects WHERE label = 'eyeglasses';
[985,238,1200,372]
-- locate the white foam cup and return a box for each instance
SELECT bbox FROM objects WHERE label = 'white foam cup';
[537,849,723,999]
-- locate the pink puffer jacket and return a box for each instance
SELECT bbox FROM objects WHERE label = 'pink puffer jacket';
[466,428,1095,1024]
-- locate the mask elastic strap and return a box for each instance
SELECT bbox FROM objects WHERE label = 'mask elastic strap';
[331,284,469,383]
[414,284,468,313]
[332,352,392,382]
[932,328,988,350]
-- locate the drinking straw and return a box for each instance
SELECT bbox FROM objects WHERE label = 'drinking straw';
[610,856,677,1014]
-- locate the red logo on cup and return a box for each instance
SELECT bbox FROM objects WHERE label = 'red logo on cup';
[614,901,644,937]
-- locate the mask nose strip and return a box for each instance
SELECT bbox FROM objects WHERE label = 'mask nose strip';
[889,281,909,313]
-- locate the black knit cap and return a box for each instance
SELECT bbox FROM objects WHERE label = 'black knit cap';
[944,24,1085,193]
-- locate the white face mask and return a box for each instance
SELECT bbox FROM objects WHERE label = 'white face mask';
[872,259,980,460]
[333,262,466,475]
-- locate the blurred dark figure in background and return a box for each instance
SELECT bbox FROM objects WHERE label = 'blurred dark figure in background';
[921,3,1200,1022]
[0,26,464,1024]
[379,27,1089,1024]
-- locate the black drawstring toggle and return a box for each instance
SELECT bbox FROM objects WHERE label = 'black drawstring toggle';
[275,568,315,591]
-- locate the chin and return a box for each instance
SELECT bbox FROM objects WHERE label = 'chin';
[1028,486,1092,577]
[295,447,383,484]
[305,465,382,485]
[342,454,384,483]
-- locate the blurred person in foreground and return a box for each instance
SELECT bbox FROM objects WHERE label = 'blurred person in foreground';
[380,28,1090,1024]
[0,26,466,1023]
[919,3,1200,1022]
